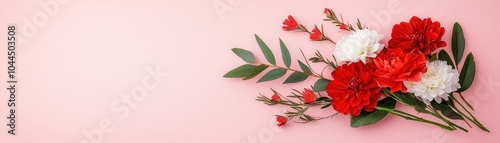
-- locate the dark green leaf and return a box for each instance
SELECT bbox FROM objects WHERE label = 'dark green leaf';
[316,97,330,102]
[313,79,330,92]
[243,64,269,80]
[391,92,430,114]
[223,64,256,78]
[255,34,276,65]
[452,22,465,65]
[458,53,475,92]
[298,60,312,74]
[279,39,292,68]
[438,50,455,69]
[321,103,331,109]
[431,101,464,120]
[257,68,287,83]
[351,98,396,128]
[231,48,255,63]
[283,72,308,84]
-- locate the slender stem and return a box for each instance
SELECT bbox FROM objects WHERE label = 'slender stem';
[260,63,332,80]
[375,106,454,131]
[324,36,336,44]
[446,101,473,128]
[458,92,475,110]
[450,95,490,132]
[428,107,468,132]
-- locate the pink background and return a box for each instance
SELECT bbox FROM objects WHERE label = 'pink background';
[1,0,500,142]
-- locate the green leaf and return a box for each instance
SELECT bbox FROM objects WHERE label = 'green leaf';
[283,72,308,84]
[316,97,330,102]
[223,64,256,78]
[255,34,276,65]
[438,50,455,69]
[431,101,464,120]
[257,68,287,83]
[279,39,292,68]
[313,79,330,92]
[458,53,475,92]
[391,92,430,114]
[243,64,269,80]
[231,48,255,63]
[321,103,331,109]
[298,60,312,74]
[351,98,396,128]
[452,22,465,66]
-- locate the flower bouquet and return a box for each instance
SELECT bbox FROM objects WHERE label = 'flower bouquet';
[223,8,488,132]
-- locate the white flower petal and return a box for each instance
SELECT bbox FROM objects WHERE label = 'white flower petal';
[404,60,461,104]
[334,29,384,64]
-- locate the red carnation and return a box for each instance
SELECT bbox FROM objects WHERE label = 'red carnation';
[302,88,316,103]
[373,48,427,93]
[326,62,381,116]
[282,15,299,31]
[276,115,288,127]
[388,16,447,55]
[310,27,324,41]
[271,93,281,102]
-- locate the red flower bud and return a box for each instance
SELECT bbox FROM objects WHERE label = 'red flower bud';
[309,27,323,41]
[340,24,348,30]
[282,15,299,31]
[302,88,316,103]
[324,8,333,18]
[271,93,281,102]
[276,115,288,127]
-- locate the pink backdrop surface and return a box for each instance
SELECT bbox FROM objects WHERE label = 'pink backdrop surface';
[1,0,500,142]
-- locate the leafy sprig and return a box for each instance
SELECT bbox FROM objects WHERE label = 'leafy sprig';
[224,34,332,83]
[257,88,336,124]
[323,8,364,31]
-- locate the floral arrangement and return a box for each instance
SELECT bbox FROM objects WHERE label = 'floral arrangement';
[223,8,488,132]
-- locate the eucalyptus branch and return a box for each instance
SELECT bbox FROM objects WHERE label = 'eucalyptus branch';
[259,63,332,80]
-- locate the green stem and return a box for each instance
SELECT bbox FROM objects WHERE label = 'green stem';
[261,63,332,80]
[375,106,454,131]
[450,95,490,132]
[446,101,473,128]
[428,107,468,132]
[458,92,475,110]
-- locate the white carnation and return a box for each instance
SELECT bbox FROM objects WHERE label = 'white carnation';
[333,29,384,64]
[404,60,461,105]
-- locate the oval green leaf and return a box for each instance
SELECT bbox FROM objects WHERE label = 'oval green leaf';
[257,68,287,83]
[279,39,292,68]
[283,72,308,84]
[458,53,475,92]
[313,79,330,92]
[223,64,256,78]
[243,64,269,80]
[452,22,465,66]
[255,34,276,65]
[351,98,396,128]
[438,50,455,69]
[231,48,255,63]
[298,60,312,74]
